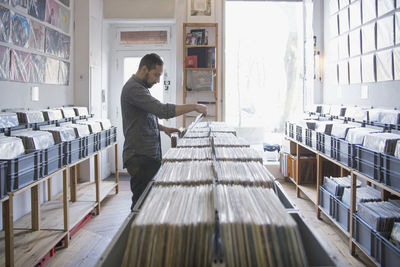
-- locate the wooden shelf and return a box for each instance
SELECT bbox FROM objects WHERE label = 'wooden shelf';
[318,207,350,238]
[0,229,67,267]
[351,239,379,267]
[185,90,215,93]
[353,170,400,198]
[73,181,118,203]
[13,200,97,231]
[184,45,216,48]
[297,184,318,205]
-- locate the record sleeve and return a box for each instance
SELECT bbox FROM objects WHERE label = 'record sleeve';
[10,49,30,82]
[30,53,45,84]
[44,56,59,84]
[10,12,30,47]
[44,27,60,57]
[0,45,10,80]
[0,6,10,43]
[28,0,46,21]
[58,4,70,33]
[28,19,44,51]
[45,0,58,26]
[10,0,27,11]
[58,60,69,85]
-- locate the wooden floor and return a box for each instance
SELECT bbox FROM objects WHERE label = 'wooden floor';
[46,173,374,267]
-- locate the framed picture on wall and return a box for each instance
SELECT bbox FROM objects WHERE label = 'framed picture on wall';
[187,0,215,22]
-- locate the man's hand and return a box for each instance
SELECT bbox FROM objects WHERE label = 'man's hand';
[195,104,207,115]
[161,126,181,137]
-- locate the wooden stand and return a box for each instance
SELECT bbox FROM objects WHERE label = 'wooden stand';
[0,142,119,267]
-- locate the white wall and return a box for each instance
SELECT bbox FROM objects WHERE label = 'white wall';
[103,0,175,20]
[321,0,400,109]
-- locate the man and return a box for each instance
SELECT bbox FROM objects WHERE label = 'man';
[121,53,207,210]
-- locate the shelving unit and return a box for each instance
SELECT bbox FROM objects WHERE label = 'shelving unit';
[183,23,218,127]
[0,142,119,267]
[285,135,400,266]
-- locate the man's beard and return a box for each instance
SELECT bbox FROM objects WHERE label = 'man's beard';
[143,73,155,88]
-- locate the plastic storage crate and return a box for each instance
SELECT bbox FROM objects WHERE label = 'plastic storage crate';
[377,232,400,267]
[63,138,85,164]
[296,125,305,144]
[319,186,334,216]
[43,143,63,176]
[98,130,109,150]
[108,127,117,144]
[354,145,381,166]
[354,158,381,182]
[332,137,355,167]
[289,122,294,138]
[0,161,7,199]
[381,168,400,193]
[352,214,380,262]
[317,133,334,158]
[332,196,350,232]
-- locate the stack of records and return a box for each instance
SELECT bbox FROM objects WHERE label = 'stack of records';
[314,121,336,134]
[95,119,112,130]
[357,201,400,232]
[75,120,102,133]
[363,133,400,154]
[194,121,209,128]
[41,109,63,121]
[189,127,210,133]
[345,127,382,144]
[0,113,19,128]
[12,130,54,150]
[330,124,356,139]
[41,126,77,143]
[342,186,381,208]
[390,222,400,248]
[154,161,214,185]
[330,105,346,117]
[369,109,400,125]
[183,131,210,138]
[213,137,249,147]
[345,106,369,122]
[216,185,308,267]
[210,125,236,134]
[215,161,274,187]
[163,147,213,161]
[214,147,262,162]
[211,132,236,138]
[0,136,25,159]
[60,123,90,137]
[17,111,44,124]
[73,106,89,116]
[177,137,210,147]
[122,185,215,267]
[396,141,400,159]
[58,107,76,118]
[323,176,361,197]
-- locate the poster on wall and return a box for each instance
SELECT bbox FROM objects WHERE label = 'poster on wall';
[11,12,30,47]
[0,6,10,43]
[361,54,375,83]
[377,0,395,17]
[376,50,393,81]
[11,0,27,12]
[58,4,69,33]
[44,56,58,84]
[30,53,45,83]
[45,0,58,26]
[29,20,44,51]
[44,26,60,56]
[28,0,46,21]
[10,49,30,82]
[58,0,69,8]
[0,45,10,80]
[377,15,394,50]
[60,32,69,59]
[58,60,68,85]
[394,47,400,80]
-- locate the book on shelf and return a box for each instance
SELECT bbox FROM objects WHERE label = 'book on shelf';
[187,47,215,68]
[185,56,198,68]
[190,29,205,45]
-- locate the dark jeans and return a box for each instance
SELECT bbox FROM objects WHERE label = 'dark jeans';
[126,155,161,210]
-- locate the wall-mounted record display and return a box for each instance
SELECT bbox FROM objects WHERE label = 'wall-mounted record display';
[394,47,400,80]
[29,19,44,51]
[27,0,46,21]
[58,59,69,85]
[0,45,10,80]
[10,12,30,47]
[58,3,69,33]
[30,53,45,83]
[58,0,69,7]
[10,49,30,82]
[10,0,27,12]
[0,6,10,43]
[45,0,58,26]
[44,56,58,84]
[376,49,393,81]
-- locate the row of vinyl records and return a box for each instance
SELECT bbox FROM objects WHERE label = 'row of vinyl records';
[122,121,310,266]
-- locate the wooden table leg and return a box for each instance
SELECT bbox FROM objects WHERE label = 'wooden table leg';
[70,165,77,202]
[95,153,101,215]
[31,185,40,231]
[3,196,14,267]
[63,167,70,247]
[114,143,119,194]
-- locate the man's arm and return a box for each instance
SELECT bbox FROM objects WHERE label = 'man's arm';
[175,104,207,116]
[159,124,181,137]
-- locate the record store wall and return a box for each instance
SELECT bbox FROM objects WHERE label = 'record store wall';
[0,0,73,110]
[322,0,400,109]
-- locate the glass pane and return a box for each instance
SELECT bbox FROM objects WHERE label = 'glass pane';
[120,31,168,45]
[123,57,164,102]
[225,1,304,134]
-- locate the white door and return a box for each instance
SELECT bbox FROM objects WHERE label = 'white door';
[109,50,175,173]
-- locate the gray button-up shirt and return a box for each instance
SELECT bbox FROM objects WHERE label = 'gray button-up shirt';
[121,75,176,167]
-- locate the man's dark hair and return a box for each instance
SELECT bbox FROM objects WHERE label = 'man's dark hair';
[138,53,163,71]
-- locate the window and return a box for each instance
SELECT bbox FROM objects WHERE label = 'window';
[120,30,168,45]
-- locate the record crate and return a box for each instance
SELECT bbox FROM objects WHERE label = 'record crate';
[319,186,334,216]
[317,132,334,158]
[42,143,64,176]
[352,214,381,263]
[332,137,355,168]
[376,232,400,266]
[108,127,117,145]
[63,137,85,164]
[381,154,400,192]
[0,161,7,199]
[354,158,381,182]
[332,195,350,232]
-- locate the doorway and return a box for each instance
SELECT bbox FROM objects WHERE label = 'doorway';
[109,49,175,173]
